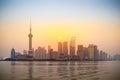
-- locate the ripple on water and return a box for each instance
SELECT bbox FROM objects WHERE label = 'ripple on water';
[0,61,120,80]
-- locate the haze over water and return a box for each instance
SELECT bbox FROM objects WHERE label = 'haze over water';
[0,61,120,80]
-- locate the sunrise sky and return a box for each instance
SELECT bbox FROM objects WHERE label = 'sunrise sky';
[0,0,120,58]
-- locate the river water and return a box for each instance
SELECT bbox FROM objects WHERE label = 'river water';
[0,61,120,80]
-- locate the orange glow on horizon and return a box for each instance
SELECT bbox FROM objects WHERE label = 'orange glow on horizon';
[0,20,120,57]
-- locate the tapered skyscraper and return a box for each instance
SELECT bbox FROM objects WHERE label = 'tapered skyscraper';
[70,37,76,59]
[28,21,33,58]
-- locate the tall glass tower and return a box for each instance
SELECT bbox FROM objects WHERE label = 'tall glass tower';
[70,37,76,59]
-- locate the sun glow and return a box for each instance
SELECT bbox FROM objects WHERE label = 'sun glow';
[58,36,63,42]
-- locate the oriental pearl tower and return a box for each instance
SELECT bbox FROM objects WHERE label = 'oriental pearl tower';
[28,21,33,58]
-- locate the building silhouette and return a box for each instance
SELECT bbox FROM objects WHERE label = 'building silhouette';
[58,41,68,60]
[34,46,47,59]
[94,49,99,61]
[58,42,63,59]
[100,50,107,61]
[48,45,51,59]
[77,45,84,60]
[113,54,120,60]
[49,49,54,59]
[70,37,76,59]
[83,47,89,60]
[28,21,34,58]
[62,41,68,59]
[88,44,99,61]
[11,48,16,59]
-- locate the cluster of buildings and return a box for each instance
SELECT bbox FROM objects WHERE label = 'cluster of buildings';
[9,22,119,61]
[10,42,108,61]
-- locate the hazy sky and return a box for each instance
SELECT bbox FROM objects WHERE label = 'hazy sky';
[0,0,120,58]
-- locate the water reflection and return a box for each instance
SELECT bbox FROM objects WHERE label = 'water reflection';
[11,61,16,80]
[69,61,77,80]
[28,61,33,80]
[57,61,69,80]
[0,61,120,80]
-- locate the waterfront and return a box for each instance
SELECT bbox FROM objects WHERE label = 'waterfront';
[0,61,120,80]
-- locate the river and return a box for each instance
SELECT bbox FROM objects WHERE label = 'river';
[0,61,120,80]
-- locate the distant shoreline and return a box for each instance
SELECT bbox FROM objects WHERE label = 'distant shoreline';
[0,60,119,62]
[0,58,119,61]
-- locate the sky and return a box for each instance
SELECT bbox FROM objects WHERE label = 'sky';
[0,0,120,58]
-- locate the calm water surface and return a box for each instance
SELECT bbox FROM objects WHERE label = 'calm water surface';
[0,61,120,80]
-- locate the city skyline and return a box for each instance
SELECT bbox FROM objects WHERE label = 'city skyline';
[0,0,120,58]
[9,23,108,61]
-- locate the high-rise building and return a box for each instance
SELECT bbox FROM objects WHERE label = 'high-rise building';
[77,45,84,60]
[47,45,51,59]
[63,41,68,58]
[58,42,62,54]
[100,50,107,61]
[49,49,54,59]
[88,44,94,60]
[58,42,63,58]
[34,47,47,59]
[70,37,76,59]
[83,47,89,60]
[11,48,16,59]
[94,49,99,61]
[58,41,68,60]
[34,47,39,59]
[48,45,51,54]
[88,44,98,60]
[28,21,34,58]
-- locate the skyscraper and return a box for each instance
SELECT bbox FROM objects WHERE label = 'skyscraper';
[48,45,51,59]
[58,42,63,58]
[70,37,76,59]
[11,48,16,59]
[77,45,84,60]
[63,41,68,58]
[88,44,98,61]
[49,49,54,59]
[28,21,34,58]
[83,47,89,60]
